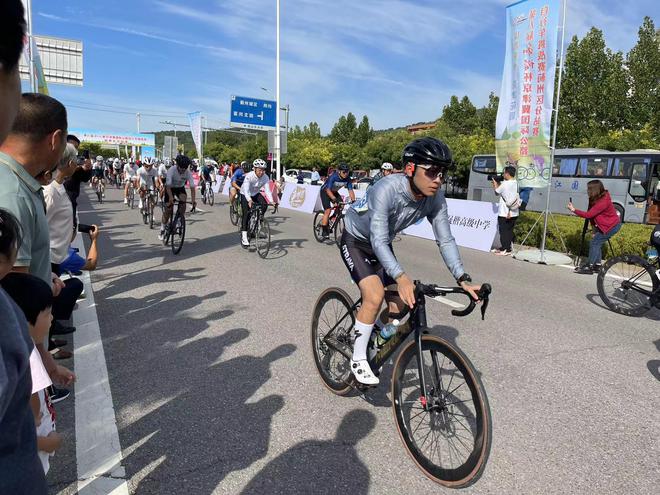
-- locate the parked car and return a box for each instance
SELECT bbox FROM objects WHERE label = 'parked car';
[283,169,322,185]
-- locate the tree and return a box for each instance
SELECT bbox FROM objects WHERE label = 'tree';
[626,16,660,130]
[476,92,499,135]
[329,112,358,143]
[439,95,478,135]
[354,115,374,147]
[557,29,630,147]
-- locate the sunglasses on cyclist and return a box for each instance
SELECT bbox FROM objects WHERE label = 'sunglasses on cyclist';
[416,164,446,180]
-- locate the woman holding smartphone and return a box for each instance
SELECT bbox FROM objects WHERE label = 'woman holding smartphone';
[567,180,621,274]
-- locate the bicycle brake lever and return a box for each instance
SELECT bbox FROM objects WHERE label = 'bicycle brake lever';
[478,284,492,320]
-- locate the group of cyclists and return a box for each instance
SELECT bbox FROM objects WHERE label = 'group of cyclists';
[92,136,483,386]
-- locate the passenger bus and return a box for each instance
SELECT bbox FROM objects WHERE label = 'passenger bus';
[468,148,660,224]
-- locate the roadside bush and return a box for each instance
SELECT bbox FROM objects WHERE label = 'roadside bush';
[514,212,654,259]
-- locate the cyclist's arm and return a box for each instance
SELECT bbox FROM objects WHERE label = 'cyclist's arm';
[240,175,252,203]
[428,195,464,280]
[368,186,403,280]
[349,190,356,202]
[261,176,274,204]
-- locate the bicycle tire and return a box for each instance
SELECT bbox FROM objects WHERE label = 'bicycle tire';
[149,199,155,229]
[334,215,345,247]
[230,202,239,226]
[392,335,492,488]
[313,212,325,243]
[209,189,215,206]
[597,254,658,316]
[310,287,356,396]
[256,216,270,258]
[171,211,186,255]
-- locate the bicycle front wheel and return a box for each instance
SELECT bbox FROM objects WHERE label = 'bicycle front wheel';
[334,215,345,247]
[229,202,239,226]
[209,189,215,206]
[148,201,155,229]
[313,212,325,243]
[597,255,658,316]
[310,288,356,396]
[256,217,270,259]
[171,212,186,255]
[392,335,491,488]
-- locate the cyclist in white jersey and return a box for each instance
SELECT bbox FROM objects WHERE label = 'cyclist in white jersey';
[159,155,196,240]
[136,157,158,210]
[123,160,138,204]
[240,159,273,247]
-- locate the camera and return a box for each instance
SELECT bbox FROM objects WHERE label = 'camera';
[488,174,504,183]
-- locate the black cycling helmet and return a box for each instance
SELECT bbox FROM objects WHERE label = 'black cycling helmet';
[338,163,350,172]
[402,137,454,169]
[175,155,192,169]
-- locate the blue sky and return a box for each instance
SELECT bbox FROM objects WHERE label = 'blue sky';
[29,0,657,135]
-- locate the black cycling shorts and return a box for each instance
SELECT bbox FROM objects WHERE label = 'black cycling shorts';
[339,231,397,287]
[320,189,335,210]
[165,187,186,204]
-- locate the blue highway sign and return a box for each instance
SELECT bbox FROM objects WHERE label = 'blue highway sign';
[230,95,277,131]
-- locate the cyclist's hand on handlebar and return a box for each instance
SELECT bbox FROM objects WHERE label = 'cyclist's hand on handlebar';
[396,273,416,308]
[461,282,482,302]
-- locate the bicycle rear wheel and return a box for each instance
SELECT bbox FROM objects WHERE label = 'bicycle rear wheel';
[392,335,491,488]
[597,255,658,316]
[256,217,270,258]
[311,288,356,396]
[313,212,325,243]
[171,211,186,255]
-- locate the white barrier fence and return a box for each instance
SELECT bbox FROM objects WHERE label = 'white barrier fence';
[276,182,498,252]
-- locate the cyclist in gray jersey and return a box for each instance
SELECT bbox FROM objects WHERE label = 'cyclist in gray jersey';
[341,137,482,385]
[159,155,196,240]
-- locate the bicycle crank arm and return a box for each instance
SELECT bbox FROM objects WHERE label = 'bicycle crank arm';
[322,336,353,361]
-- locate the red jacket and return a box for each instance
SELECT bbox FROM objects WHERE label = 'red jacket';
[574,191,620,234]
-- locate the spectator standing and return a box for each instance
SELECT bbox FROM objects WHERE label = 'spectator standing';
[63,134,92,227]
[568,179,621,274]
[311,167,320,185]
[0,93,76,402]
[297,170,305,184]
[491,166,520,256]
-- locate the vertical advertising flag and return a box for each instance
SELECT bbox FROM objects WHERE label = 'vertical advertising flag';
[187,111,203,161]
[31,37,49,95]
[495,0,561,188]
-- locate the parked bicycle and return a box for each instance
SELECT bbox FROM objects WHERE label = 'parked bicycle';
[597,251,660,316]
[162,199,196,255]
[313,201,346,246]
[311,281,492,488]
[244,203,270,258]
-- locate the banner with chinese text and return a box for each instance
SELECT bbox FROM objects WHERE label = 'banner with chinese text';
[495,0,561,188]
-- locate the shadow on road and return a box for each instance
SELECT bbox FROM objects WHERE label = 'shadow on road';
[648,339,660,382]
[240,409,375,495]
[586,293,660,321]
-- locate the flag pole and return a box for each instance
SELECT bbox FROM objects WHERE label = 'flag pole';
[539,0,568,263]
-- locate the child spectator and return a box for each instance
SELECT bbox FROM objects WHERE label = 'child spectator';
[1,273,62,474]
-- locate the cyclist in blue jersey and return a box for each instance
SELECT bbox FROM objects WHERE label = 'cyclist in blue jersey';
[199,161,214,197]
[229,161,247,207]
[320,163,356,239]
[340,137,482,385]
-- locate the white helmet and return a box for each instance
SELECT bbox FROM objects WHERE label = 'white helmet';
[143,157,154,165]
[253,158,267,169]
[96,155,103,162]
[113,158,120,164]
[381,162,393,170]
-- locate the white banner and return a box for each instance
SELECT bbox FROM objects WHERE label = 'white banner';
[222,177,231,196]
[212,177,222,194]
[280,183,322,214]
[187,111,203,160]
[403,199,499,252]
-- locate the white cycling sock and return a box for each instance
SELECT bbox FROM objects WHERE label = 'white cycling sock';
[352,319,374,361]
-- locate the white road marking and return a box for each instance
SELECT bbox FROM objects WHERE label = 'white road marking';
[72,235,129,495]
[430,295,465,308]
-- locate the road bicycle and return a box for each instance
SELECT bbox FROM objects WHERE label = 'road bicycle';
[313,201,346,246]
[162,200,196,255]
[113,171,122,188]
[597,252,660,316]
[245,202,271,258]
[126,182,136,209]
[230,196,242,227]
[94,179,104,204]
[201,180,215,206]
[311,281,492,487]
[141,187,158,229]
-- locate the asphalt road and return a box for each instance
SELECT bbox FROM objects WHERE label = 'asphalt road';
[49,184,659,494]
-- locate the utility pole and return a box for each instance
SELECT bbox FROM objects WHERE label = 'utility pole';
[275,0,281,180]
[136,112,141,133]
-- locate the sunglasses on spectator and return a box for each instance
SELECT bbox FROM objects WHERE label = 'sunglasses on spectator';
[416,164,446,180]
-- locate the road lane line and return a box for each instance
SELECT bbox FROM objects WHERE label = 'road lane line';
[71,235,129,495]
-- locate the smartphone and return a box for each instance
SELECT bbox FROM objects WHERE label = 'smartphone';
[81,149,90,160]
[569,197,573,203]
[78,223,93,234]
